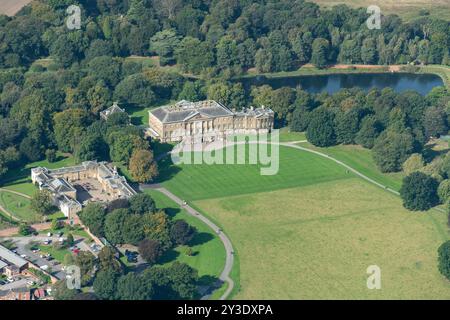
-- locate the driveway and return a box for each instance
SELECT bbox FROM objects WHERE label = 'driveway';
[140,185,235,300]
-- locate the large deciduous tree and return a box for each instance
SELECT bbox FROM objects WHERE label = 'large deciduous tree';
[306,108,336,147]
[400,172,439,211]
[129,149,158,183]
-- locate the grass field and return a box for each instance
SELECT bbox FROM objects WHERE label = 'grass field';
[195,179,450,299]
[159,144,450,299]
[311,0,450,21]
[144,189,226,287]
[158,146,352,201]
[0,190,39,222]
[300,142,404,191]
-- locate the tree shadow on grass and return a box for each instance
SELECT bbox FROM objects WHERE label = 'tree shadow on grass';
[189,232,214,246]
[158,248,180,264]
[164,207,181,219]
[155,156,182,183]
[422,142,449,162]
[198,275,220,287]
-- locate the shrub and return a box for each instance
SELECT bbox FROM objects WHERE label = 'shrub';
[438,179,450,204]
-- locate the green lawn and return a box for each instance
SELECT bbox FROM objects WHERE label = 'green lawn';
[194,178,450,299]
[37,244,71,264]
[300,142,404,191]
[144,189,226,287]
[159,143,450,299]
[0,190,39,222]
[158,145,353,201]
[279,128,307,142]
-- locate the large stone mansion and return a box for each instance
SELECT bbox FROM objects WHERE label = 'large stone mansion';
[147,100,274,143]
[31,161,136,218]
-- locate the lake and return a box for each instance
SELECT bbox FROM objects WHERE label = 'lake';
[239,73,444,95]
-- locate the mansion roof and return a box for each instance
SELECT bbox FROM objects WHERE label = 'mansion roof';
[150,100,273,124]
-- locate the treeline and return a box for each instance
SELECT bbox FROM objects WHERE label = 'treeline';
[0,0,448,75]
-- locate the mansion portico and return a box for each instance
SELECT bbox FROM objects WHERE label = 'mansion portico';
[147,100,274,143]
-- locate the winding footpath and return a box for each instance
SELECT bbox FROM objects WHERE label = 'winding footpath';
[139,184,235,300]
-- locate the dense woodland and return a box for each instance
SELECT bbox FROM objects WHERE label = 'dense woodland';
[1,0,450,297]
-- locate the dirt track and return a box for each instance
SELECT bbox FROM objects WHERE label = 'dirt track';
[0,0,33,16]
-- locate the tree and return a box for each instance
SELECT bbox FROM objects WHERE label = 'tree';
[104,208,129,245]
[372,130,415,173]
[402,153,425,175]
[437,241,450,280]
[53,109,92,153]
[355,116,383,149]
[93,269,119,300]
[122,214,144,245]
[98,246,122,273]
[75,133,109,162]
[150,29,181,66]
[423,106,448,139]
[170,220,196,246]
[129,149,158,183]
[138,238,163,264]
[114,74,156,108]
[178,81,205,101]
[129,193,156,215]
[74,251,96,286]
[87,81,111,114]
[18,224,33,236]
[167,262,198,299]
[109,133,149,164]
[361,38,377,64]
[116,272,154,300]
[52,280,79,300]
[31,190,54,215]
[79,203,107,237]
[311,38,330,68]
[45,149,57,163]
[334,109,363,145]
[20,135,44,162]
[175,37,214,74]
[87,56,122,87]
[400,172,439,211]
[306,108,336,147]
[142,211,172,249]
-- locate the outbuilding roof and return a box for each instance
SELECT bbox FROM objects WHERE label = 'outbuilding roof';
[0,245,27,269]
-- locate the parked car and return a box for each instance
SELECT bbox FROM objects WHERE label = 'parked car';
[40,265,49,271]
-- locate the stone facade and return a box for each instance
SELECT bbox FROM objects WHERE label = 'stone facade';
[147,100,274,143]
[31,161,136,218]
